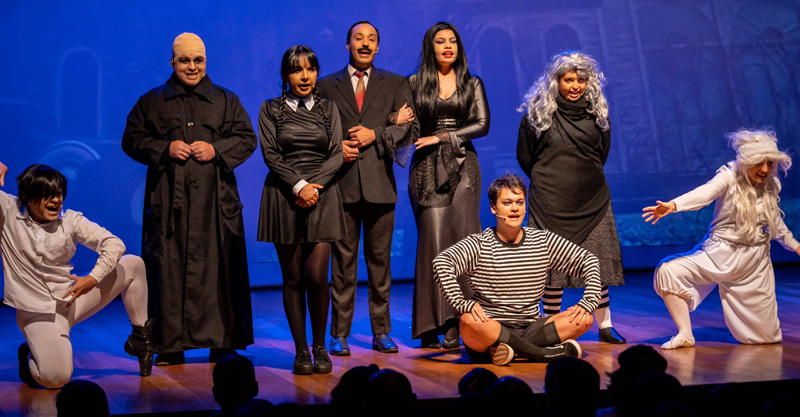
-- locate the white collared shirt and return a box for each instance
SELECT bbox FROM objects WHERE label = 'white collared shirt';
[347,64,371,93]
[285,92,315,112]
[0,190,126,313]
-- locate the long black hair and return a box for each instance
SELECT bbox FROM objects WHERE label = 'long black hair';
[16,164,67,211]
[413,22,475,128]
[276,45,331,144]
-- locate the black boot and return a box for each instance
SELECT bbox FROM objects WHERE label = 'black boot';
[124,318,154,377]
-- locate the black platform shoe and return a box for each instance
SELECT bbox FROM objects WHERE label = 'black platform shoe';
[124,318,155,376]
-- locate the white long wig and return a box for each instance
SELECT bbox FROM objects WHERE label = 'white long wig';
[728,129,792,241]
[519,51,609,138]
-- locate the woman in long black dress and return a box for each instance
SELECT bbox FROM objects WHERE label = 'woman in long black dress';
[408,22,490,349]
[257,45,346,374]
[516,51,626,344]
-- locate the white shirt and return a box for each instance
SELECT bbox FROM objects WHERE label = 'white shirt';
[347,64,371,93]
[672,164,799,250]
[1,190,125,313]
[285,92,315,112]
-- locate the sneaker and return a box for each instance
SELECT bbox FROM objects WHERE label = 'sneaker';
[489,342,515,366]
[661,334,695,350]
[542,339,582,362]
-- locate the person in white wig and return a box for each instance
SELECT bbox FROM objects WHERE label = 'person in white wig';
[643,128,799,349]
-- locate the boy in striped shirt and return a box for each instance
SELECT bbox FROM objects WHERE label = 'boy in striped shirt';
[432,174,602,365]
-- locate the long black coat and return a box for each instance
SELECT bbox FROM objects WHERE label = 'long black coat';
[122,75,256,352]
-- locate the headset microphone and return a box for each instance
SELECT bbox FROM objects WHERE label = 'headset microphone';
[495,214,509,219]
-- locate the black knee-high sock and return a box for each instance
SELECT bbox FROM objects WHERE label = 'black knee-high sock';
[496,325,545,362]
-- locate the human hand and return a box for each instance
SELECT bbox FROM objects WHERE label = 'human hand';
[469,303,489,323]
[63,274,99,307]
[0,161,7,186]
[565,305,592,326]
[190,141,216,162]
[414,135,440,150]
[348,126,376,148]
[343,140,360,162]
[169,141,192,160]
[295,183,323,208]
[394,103,415,125]
[642,200,676,224]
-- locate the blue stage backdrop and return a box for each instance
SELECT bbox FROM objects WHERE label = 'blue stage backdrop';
[1,0,799,288]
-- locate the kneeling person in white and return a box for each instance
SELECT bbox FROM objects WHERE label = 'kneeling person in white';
[432,174,602,365]
[0,162,153,388]
[643,129,800,349]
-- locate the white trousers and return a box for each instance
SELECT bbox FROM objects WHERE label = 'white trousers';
[654,237,781,345]
[16,255,148,388]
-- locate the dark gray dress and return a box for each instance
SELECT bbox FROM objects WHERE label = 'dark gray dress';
[408,76,490,338]
[257,97,347,244]
[516,96,623,288]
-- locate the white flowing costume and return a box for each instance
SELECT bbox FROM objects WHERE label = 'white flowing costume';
[654,164,799,344]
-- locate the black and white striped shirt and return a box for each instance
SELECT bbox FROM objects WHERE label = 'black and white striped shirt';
[432,227,602,322]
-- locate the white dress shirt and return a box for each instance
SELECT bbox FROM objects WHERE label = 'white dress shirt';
[1,190,125,313]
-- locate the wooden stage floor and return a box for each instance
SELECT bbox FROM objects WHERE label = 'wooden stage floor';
[1,266,800,416]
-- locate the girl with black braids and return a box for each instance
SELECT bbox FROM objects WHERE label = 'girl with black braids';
[257,45,345,375]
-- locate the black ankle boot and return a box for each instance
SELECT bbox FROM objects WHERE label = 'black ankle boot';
[124,318,154,377]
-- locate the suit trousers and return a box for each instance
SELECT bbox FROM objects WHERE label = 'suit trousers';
[330,200,395,337]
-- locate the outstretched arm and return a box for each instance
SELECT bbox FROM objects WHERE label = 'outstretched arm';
[0,161,6,186]
[642,200,677,225]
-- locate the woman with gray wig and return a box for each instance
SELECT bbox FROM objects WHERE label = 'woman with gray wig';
[516,51,626,344]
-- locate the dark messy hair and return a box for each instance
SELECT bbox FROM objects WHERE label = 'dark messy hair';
[16,164,67,210]
[488,173,526,205]
[346,20,380,44]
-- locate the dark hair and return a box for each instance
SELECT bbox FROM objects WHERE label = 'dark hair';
[56,380,109,417]
[346,20,380,45]
[276,45,332,146]
[412,22,474,129]
[16,164,67,210]
[488,174,527,205]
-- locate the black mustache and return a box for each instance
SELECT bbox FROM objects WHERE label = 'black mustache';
[358,48,372,53]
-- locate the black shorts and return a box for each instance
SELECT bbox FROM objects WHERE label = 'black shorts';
[464,317,561,364]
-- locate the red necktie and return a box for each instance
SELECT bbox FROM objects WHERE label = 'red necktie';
[355,71,365,111]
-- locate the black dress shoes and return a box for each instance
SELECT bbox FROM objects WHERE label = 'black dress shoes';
[599,327,627,344]
[293,350,313,375]
[155,351,185,366]
[329,337,351,356]
[18,343,41,388]
[372,334,399,353]
[312,345,333,374]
